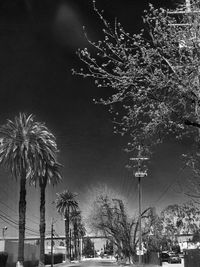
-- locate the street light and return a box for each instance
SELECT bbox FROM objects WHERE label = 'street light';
[2,226,7,240]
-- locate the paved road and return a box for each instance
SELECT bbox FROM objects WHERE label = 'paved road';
[47,258,161,267]
[46,258,118,267]
[47,257,186,267]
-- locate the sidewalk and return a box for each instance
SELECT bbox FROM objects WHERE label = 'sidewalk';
[131,265,160,267]
[45,260,81,267]
[120,264,161,267]
[119,261,161,267]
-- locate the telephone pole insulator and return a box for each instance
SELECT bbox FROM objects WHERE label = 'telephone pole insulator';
[135,171,147,178]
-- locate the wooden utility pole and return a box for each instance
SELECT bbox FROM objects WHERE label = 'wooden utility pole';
[130,146,148,266]
[80,237,83,260]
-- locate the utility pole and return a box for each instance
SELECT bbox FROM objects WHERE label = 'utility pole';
[80,237,83,260]
[51,219,54,267]
[93,241,95,258]
[130,146,148,266]
[186,0,191,12]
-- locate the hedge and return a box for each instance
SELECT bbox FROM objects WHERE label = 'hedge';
[0,252,8,267]
[44,253,64,264]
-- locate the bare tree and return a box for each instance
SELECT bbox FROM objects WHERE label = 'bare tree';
[88,193,154,262]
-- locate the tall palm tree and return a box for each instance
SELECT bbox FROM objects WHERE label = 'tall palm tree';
[77,221,86,260]
[70,210,81,260]
[70,210,86,260]
[31,162,62,267]
[55,190,78,260]
[0,113,60,267]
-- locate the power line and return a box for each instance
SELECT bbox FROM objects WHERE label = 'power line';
[0,215,38,236]
[0,210,39,234]
[0,182,40,221]
[0,198,39,226]
[151,165,187,207]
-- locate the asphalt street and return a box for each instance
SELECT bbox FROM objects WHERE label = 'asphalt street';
[45,258,161,267]
[46,258,118,267]
[46,257,184,267]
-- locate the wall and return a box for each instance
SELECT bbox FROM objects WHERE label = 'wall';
[184,249,200,267]
[0,238,67,266]
[4,240,39,267]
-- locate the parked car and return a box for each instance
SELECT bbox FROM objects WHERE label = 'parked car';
[161,252,170,262]
[168,253,182,264]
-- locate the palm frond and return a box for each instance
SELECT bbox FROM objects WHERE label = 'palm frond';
[55,190,78,216]
[0,113,62,183]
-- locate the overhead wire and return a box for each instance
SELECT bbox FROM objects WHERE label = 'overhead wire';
[0,212,38,234]
[150,165,187,208]
[0,182,40,221]
[0,197,39,226]
[0,213,38,236]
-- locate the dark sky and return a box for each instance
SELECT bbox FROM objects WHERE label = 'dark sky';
[0,0,191,237]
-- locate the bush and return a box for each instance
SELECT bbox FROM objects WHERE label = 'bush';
[0,252,8,267]
[44,253,64,264]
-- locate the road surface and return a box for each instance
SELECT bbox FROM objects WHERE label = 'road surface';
[49,258,118,267]
[48,257,185,267]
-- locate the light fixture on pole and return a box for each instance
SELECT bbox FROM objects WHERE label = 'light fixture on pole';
[130,146,148,266]
[2,226,7,240]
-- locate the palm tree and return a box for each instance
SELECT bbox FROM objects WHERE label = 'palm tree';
[70,210,86,260]
[77,221,86,260]
[70,210,81,260]
[55,190,78,260]
[31,162,62,267]
[0,113,60,267]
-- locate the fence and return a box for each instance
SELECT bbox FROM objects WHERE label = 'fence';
[184,249,200,267]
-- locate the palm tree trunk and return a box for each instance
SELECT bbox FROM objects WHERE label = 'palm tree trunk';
[38,180,47,267]
[65,216,69,260]
[77,237,80,260]
[74,223,77,260]
[17,176,26,267]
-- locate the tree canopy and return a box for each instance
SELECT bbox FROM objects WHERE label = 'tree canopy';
[74,0,200,152]
[160,202,200,238]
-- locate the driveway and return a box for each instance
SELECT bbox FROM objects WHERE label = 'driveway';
[162,258,184,267]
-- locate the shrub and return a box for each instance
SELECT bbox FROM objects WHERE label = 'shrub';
[0,252,8,267]
[44,253,64,264]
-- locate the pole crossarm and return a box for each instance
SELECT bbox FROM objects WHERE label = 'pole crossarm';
[135,171,147,178]
[130,145,149,176]
[168,0,192,14]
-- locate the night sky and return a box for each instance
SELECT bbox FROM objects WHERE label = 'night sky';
[0,0,191,238]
